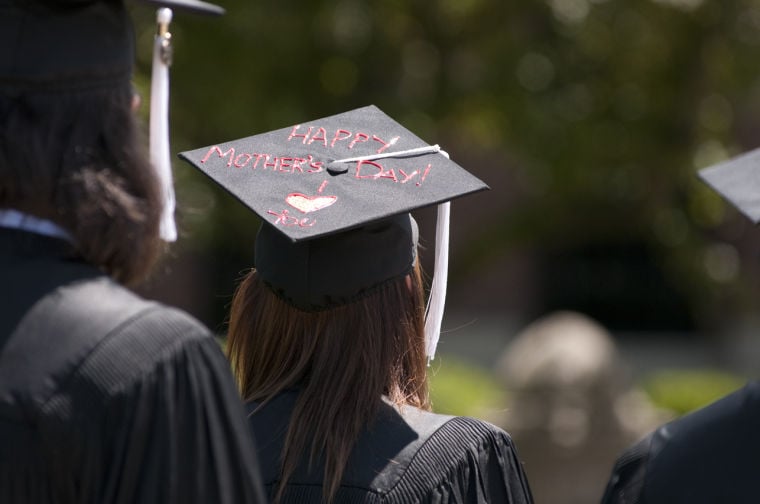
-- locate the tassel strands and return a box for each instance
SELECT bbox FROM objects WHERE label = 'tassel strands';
[149,7,178,242]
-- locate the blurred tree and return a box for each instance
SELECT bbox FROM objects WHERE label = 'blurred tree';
[130,0,760,337]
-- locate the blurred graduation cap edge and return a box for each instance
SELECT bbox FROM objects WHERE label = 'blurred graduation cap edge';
[699,147,760,224]
[0,0,223,93]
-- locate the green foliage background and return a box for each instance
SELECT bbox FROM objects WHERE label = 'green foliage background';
[642,368,745,415]
[130,0,760,336]
[429,355,506,417]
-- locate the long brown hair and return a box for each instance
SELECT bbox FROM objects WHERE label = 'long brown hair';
[227,261,430,502]
[0,84,163,285]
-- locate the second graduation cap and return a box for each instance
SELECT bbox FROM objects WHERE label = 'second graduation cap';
[699,146,760,223]
[179,105,488,359]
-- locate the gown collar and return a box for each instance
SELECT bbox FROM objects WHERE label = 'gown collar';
[0,209,74,243]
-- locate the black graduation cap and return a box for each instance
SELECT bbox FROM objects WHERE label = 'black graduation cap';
[699,147,760,223]
[0,0,222,93]
[179,105,487,242]
[179,105,488,359]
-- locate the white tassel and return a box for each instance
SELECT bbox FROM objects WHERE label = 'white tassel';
[424,201,450,362]
[149,7,178,242]
[424,149,452,362]
[331,144,442,164]
[326,143,452,360]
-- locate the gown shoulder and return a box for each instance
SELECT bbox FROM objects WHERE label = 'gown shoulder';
[1,270,265,504]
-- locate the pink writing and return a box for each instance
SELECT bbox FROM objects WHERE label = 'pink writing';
[201,146,236,167]
[199,145,431,186]
[331,130,352,147]
[288,125,398,154]
[267,209,316,228]
[199,146,322,173]
[373,135,399,153]
[354,160,431,185]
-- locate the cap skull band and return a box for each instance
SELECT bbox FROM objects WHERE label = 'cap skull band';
[179,105,488,315]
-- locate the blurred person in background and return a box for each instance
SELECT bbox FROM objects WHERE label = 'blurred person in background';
[0,0,265,502]
[180,105,535,503]
[601,149,760,503]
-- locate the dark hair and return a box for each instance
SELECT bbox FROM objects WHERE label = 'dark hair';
[227,261,430,503]
[0,84,163,284]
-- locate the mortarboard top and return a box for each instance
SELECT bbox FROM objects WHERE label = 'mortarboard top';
[698,147,760,223]
[178,105,488,243]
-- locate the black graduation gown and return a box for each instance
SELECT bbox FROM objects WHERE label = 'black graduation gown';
[601,381,760,504]
[0,228,265,504]
[248,389,534,503]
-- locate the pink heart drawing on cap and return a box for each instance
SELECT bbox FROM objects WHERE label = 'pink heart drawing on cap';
[285,193,338,214]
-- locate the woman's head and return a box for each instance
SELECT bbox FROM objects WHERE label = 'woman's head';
[0,84,163,284]
[231,210,428,406]
[228,259,429,406]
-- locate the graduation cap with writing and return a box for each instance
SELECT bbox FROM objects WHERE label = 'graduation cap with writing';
[0,0,223,242]
[699,147,760,223]
[179,105,488,359]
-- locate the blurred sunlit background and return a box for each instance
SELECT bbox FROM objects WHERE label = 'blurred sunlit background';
[130,0,760,501]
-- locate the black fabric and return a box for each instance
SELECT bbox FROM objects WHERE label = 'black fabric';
[255,214,418,311]
[0,228,89,339]
[0,228,266,504]
[0,0,134,92]
[247,390,534,503]
[601,381,760,504]
[0,0,222,93]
